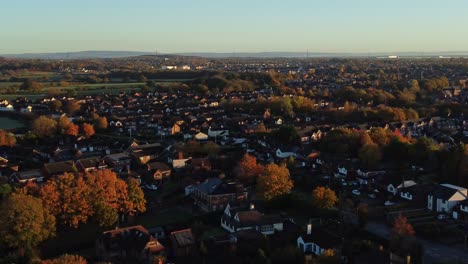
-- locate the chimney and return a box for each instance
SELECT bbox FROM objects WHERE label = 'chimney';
[178,151,184,159]
[250,203,255,210]
[307,222,312,235]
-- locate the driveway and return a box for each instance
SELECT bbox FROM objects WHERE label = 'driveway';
[366,222,468,264]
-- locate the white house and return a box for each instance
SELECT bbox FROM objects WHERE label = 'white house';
[427,184,468,213]
[276,148,297,159]
[297,224,342,256]
[221,203,284,236]
[387,180,417,196]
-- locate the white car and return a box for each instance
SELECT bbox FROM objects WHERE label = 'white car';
[146,184,158,190]
[368,193,376,199]
[384,201,395,206]
[352,190,361,196]
[437,214,449,220]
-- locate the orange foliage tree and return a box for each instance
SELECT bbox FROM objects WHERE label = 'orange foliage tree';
[312,186,338,209]
[0,130,16,147]
[81,123,95,138]
[237,153,265,184]
[65,123,79,137]
[257,163,293,200]
[392,214,415,237]
[39,173,91,228]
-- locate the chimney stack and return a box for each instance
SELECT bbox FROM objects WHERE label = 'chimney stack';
[250,203,255,210]
[307,222,312,235]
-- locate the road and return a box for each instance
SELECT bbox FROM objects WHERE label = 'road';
[366,222,468,264]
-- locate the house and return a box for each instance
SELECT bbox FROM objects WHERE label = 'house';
[427,184,468,213]
[43,160,76,177]
[75,157,107,172]
[146,162,171,182]
[297,223,343,256]
[0,156,8,168]
[104,152,132,173]
[208,127,229,138]
[275,148,297,159]
[221,203,284,235]
[194,132,208,141]
[188,158,212,172]
[96,225,165,263]
[191,178,248,212]
[169,229,196,257]
[399,184,434,206]
[9,169,43,184]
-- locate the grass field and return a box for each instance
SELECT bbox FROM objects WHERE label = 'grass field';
[0,117,26,129]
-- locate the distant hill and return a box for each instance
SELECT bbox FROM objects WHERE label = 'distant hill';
[3,50,468,59]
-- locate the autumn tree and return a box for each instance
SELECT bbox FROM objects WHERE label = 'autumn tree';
[0,130,16,147]
[86,169,130,227]
[184,140,201,156]
[203,141,220,157]
[63,100,81,115]
[126,178,146,215]
[42,254,87,264]
[49,100,62,112]
[95,116,108,130]
[392,214,415,237]
[312,186,338,209]
[257,163,293,200]
[81,123,95,138]
[39,173,91,228]
[32,115,57,137]
[65,123,79,137]
[237,153,265,184]
[57,116,72,133]
[0,192,55,254]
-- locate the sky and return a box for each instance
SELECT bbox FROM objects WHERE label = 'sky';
[2,0,468,54]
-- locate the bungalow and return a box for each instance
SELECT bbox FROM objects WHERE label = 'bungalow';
[169,229,196,257]
[76,157,108,172]
[194,132,209,141]
[297,223,343,256]
[146,162,171,182]
[104,152,132,173]
[9,169,43,184]
[427,184,468,213]
[221,203,284,235]
[43,160,76,177]
[96,225,165,263]
[276,148,297,159]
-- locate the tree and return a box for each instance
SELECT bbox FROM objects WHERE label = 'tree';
[81,123,95,138]
[65,123,79,137]
[42,254,87,264]
[312,186,338,209]
[0,183,12,200]
[63,100,81,115]
[32,116,57,137]
[20,79,43,91]
[272,126,300,145]
[0,130,16,147]
[126,178,146,215]
[0,192,55,253]
[95,117,108,130]
[357,203,369,229]
[57,116,72,133]
[237,153,265,184]
[202,141,220,157]
[392,214,415,237]
[49,100,62,112]
[257,163,293,200]
[359,143,382,169]
[314,249,339,264]
[86,169,130,227]
[39,173,91,228]
[183,140,201,156]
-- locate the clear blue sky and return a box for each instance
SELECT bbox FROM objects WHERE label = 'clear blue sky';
[2,0,468,54]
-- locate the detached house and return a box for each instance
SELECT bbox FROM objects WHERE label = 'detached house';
[76,157,107,172]
[145,162,171,182]
[221,203,284,235]
[190,178,248,212]
[427,184,468,213]
[297,224,343,256]
[96,225,165,263]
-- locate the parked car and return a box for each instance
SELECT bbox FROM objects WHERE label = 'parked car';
[437,214,449,220]
[384,201,395,206]
[368,193,376,199]
[352,190,361,196]
[144,184,158,190]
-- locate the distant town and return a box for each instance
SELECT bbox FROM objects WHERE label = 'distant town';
[0,55,467,264]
